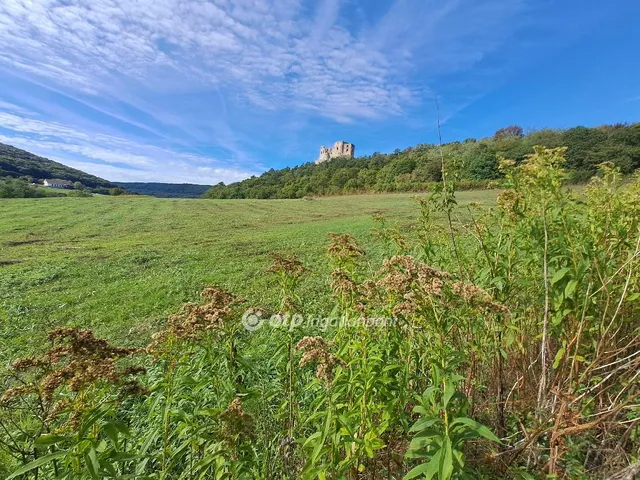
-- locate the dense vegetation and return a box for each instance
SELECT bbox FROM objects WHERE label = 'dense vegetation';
[0,143,116,189]
[116,182,212,198]
[1,148,638,479]
[205,123,640,199]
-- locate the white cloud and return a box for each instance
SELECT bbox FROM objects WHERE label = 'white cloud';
[0,111,259,183]
[0,0,536,182]
[0,0,528,122]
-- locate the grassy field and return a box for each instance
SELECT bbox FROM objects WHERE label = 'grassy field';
[0,191,496,364]
[1,158,638,479]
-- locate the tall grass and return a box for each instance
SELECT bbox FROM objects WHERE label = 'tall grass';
[1,148,638,479]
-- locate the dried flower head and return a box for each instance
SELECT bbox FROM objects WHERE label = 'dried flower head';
[451,281,509,314]
[296,336,345,384]
[220,397,255,443]
[378,255,451,296]
[353,279,380,315]
[266,253,308,278]
[1,328,147,418]
[149,285,245,351]
[496,189,522,219]
[327,233,365,264]
[330,268,358,299]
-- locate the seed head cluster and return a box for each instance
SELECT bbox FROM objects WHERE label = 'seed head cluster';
[330,268,358,299]
[296,336,345,384]
[149,286,244,350]
[497,189,522,219]
[266,253,308,278]
[378,255,450,296]
[1,328,146,410]
[377,256,507,316]
[327,233,365,264]
[220,397,254,443]
[451,281,509,314]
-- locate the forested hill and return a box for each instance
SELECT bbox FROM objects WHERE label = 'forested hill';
[0,143,116,189]
[116,182,212,198]
[205,123,640,199]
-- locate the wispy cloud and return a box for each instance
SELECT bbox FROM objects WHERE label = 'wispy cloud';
[0,0,530,121]
[0,0,536,181]
[0,110,259,183]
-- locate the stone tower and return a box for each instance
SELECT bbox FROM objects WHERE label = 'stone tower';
[316,141,355,164]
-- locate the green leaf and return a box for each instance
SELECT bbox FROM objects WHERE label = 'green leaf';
[85,448,100,479]
[403,463,431,479]
[439,437,453,480]
[564,280,577,298]
[404,449,442,480]
[302,431,322,449]
[6,451,66,479]
[443,380,455,409]
[34,434,67,446]
[553,347,566,369]
[551,267,570,286]
[409,417,440,433]
[103,423,119,447]
[450,417,501,443]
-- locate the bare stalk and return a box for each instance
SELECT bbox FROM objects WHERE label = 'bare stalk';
[537,208,550,415]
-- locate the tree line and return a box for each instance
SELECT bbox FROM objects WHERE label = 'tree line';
[204,123,640,199]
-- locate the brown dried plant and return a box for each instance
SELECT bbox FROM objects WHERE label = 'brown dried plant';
[327,233,365,265]
[266,253,308,278]
[219,397,255,444]
[330,268,358,299]
[149,285,245,351]
[1,328,146,428]
[296,336,346,384]
[378,255,451,294]
[451,281,509,315]
[266,253,308,313]
[377,255,508,317]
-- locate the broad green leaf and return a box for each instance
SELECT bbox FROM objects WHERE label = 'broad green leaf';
[85,448,100,479]
[553,347,565,369]
[6,452,66,479]
[450,417,501,443]
[564,280,577,297]
[409,417,440,433]
[439,437,453,480]
[302,431,322,449]
[551,267,570,285]
[443,380,455,409]
[34,434,67,446]
[403,463,431,479]
[404,449,441,480]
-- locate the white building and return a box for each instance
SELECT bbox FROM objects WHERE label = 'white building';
[43,179,73,188]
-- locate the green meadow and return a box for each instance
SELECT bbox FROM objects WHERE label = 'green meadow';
[1,156,638,479]
[0,191,495,364]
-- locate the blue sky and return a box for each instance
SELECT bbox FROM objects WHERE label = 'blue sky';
[0,0,638,184]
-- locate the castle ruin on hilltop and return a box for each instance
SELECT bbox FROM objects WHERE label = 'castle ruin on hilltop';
[315,141,355,164]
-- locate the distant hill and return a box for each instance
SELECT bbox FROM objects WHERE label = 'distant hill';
[0,143,116,189]
[116,183,212,198]
[204,123,640,199]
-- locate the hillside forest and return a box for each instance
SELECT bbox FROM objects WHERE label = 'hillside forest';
[0,143,116,190]
[205,123,640,199]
